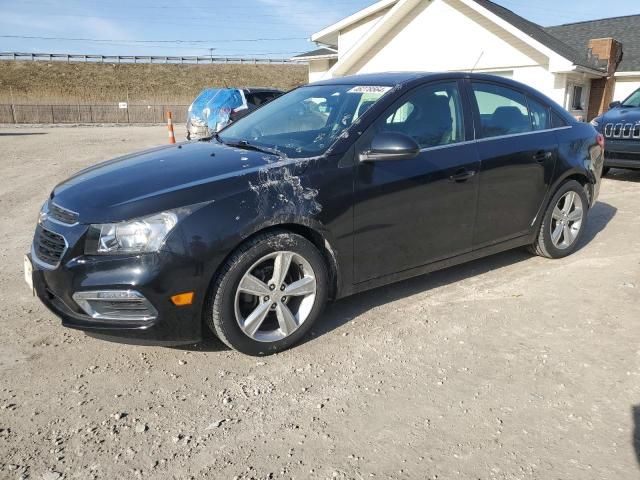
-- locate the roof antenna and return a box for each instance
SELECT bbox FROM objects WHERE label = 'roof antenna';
[470,51,484,73]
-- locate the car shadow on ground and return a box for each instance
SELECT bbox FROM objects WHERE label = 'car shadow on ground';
[181,201,616,352]
[606,168,640,183]
[0,132,47,136]
[304,200,617,343]
[633,405,640,468]
[583,201,617,244]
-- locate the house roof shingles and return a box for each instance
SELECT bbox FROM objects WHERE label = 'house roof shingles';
[545,15,640,72]
[292,48,338,60]
[472,0,604,71]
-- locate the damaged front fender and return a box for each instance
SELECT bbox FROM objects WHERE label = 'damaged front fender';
[166,155,333,282]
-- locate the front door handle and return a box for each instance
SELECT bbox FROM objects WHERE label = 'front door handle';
[533,150,552,162]
[449,169,476,183]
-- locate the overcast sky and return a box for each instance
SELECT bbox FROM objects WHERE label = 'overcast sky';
[0,0,637,58]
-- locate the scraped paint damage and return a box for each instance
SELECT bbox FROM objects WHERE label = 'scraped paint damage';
[249,163,322,218]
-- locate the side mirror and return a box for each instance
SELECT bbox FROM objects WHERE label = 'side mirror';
[609,101,622,109]
[359,132,420,162]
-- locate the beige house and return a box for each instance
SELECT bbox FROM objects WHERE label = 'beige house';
[293,0,640,121]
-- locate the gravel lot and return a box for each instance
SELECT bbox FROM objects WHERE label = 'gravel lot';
[1,125,639,480]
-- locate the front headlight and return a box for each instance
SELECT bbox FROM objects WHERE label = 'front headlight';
[85,206,200,255]
[590,117,602,127]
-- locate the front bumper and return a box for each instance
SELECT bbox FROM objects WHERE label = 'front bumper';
[604,139,640,169]
[28,228,207,346]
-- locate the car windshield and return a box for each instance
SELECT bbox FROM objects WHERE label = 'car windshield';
[621,88,640,108]
[218,84,392,158]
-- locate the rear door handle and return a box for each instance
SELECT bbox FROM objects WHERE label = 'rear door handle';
[449,169,476,183]
[533,151,552,162]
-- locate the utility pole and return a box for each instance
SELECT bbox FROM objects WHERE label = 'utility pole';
[209,48,215,63]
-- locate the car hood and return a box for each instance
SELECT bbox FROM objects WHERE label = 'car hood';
[51,140,284,223]
[601,106,640,124]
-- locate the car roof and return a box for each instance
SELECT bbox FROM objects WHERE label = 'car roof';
[307,71,576,123]
[309,72,433,87]
[309,71,534,89]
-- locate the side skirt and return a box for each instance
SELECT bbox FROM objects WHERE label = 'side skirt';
[348,234,533,297]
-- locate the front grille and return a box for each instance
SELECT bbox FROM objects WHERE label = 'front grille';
[604,122,640,140]
[49,202,79,225]
[34,227,67,267]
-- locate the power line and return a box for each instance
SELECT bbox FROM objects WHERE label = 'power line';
[0,34,309,44]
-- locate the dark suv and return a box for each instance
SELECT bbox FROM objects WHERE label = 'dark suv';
[26,72,603,355]
[591,87,640,174]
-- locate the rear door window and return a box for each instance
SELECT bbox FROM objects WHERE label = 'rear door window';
[471,82,532,138]
[528,97,551,131]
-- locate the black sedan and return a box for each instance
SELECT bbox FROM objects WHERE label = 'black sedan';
[26,72,604,355]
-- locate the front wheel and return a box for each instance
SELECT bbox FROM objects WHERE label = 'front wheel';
[205,231,328,355]
[530,180,589,259]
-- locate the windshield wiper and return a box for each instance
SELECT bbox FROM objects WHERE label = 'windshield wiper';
[224,140,286,158]
[205,131,222,143]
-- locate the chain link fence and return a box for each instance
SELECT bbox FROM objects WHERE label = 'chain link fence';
[0,104,189,124]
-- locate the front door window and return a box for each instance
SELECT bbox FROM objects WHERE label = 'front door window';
[373,82,465,149]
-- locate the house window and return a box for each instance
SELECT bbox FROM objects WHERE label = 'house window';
[571,85,584,111]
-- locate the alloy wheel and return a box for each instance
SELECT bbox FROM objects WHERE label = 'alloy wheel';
[234,251,317,342]
[550,191,584,250]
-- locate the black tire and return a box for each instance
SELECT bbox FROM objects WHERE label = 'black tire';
[205,231,328,356]
[602,166,611,177]
[530,180,589,259]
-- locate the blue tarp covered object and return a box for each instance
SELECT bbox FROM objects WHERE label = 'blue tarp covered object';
[187,88,245,133]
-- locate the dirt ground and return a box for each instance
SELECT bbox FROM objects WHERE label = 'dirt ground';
[0,125,639,480]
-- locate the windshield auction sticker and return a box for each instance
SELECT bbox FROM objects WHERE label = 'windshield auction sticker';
[347,86,392,94]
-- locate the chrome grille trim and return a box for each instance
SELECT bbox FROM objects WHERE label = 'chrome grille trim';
[604,122,640,140]
[49,202,79,226]
[72,290,158,322]
[604,124,613,137]
[614,124,623,137]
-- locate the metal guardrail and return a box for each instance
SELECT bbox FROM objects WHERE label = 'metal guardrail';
[0,104,190,124]
[0,52,296,64]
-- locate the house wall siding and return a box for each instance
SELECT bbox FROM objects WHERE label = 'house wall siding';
[613,77,640,101]
[348,0,546,74]
[338,8,390,59]
[307,0,605,120]
[309,59,336,82]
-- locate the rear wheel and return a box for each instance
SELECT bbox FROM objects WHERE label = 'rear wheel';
[205,231,328,355]
[602,166,611,177]
[530,180,588,259]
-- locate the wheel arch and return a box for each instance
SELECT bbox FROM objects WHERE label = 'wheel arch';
[255,223,340,302]
[202,221,340,329]
[552,170,594,205]
[532,170,593,237]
